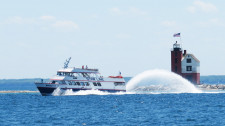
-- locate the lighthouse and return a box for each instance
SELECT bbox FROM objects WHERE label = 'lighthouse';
[171,41,200,84]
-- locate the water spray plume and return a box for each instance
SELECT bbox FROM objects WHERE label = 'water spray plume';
[126,69,202,93]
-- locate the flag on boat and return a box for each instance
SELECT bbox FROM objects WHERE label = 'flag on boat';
[173,33,180,37]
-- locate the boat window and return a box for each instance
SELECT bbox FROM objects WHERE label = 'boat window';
[93,82,97,86]
[114,82,125,86]
[85,73,90,77]
[85,82,90,86]
[76,82,80,86]
[72,81,76,85]
[80,82,85,86]
[61,81,66,84]
[99,77,104,80]
[97,82,101,86]
[68,81,72,85]
[57,72,62,76]
[82,73,86,77]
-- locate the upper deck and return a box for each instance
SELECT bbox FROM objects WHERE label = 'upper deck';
[57,67,99,74]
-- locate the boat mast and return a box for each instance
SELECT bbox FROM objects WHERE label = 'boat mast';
[64,57,71,69]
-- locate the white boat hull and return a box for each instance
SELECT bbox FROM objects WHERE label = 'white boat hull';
[35,83,126,96]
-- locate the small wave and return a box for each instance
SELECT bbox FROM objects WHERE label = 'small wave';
[0,90,38,94]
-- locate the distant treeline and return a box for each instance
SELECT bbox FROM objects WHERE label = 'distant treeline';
[0,78,48,85]
[0,76,225,85]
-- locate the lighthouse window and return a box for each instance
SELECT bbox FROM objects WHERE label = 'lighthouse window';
[186,66,192,71]
[187,59,191,63]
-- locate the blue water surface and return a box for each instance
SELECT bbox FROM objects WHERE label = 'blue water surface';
[1,92,225,126]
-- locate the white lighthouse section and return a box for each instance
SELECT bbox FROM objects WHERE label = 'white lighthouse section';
[181,54,200,73]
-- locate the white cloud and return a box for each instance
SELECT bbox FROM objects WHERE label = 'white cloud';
[187,1,218,13]
[3,16,55,25]
[128,7,147,16]
[161,21,176,27]
[90,14,98,19]
[4,16,37,24]
[1,16,80,32]
[110,7,147,16]
[110,7,122,15]
[194,1,217,12]
[52,20,79,30]
[40,16,55,21]
[187,6,196,13]
[198,18,225,27]
[116,33,131,39]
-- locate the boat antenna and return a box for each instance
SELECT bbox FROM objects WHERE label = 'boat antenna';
[64,57,71,69]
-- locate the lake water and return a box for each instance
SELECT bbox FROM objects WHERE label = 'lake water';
[1,89,225,125]
[1,74,225,125]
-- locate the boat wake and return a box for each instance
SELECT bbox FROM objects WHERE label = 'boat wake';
[52,88,129,96]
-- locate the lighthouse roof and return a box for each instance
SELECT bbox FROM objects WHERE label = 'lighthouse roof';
[182,54,200,63]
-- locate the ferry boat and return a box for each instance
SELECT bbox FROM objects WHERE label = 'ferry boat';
[35,58,126,96]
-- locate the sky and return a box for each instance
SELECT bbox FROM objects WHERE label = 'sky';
[0,0,225,79]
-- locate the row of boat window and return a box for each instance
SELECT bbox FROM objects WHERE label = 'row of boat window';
[67,81,102,86]
[57,72,103,80]
[52,80,124,86]
[68,81,90,86]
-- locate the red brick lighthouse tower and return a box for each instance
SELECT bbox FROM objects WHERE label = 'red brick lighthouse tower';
[171,41,183,75]
[171,41,200,84]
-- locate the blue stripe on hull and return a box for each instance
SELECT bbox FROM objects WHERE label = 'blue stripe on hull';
[37,87,126,96]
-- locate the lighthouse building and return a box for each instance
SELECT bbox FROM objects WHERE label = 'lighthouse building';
[171,42,200,84]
